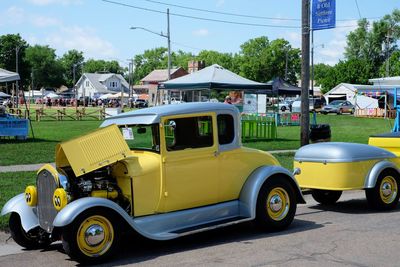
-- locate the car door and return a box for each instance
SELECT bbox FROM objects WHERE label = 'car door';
[160,113,219,212]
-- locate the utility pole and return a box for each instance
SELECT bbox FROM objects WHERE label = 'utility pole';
[301,0,311,146]
[15,46,20,108]
[385,28,391,77]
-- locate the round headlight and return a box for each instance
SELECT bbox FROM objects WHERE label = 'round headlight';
[25,186,37,206]
[53,188,68,211]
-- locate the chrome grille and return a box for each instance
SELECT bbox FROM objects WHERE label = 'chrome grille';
[37,170,58,233]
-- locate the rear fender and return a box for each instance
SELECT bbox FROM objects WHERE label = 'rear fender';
[1,193,39,232]
[364,161,400,188]
[239,166,305,218]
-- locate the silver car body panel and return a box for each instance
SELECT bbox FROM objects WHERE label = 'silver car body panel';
[1,193,39,232]
[52,165,304,240]
[364,160,400,188]
[100,102,242,151]
[239,165,305,218]
[53,197,250,240]
[295,142,396,163]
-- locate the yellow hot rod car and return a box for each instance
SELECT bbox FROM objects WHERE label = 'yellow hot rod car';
[2,102,305,264]
[294,137,400,209]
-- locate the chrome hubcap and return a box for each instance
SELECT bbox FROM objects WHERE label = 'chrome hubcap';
[382,182,392,197]
[269,195,283,212]
[85,224,105,247]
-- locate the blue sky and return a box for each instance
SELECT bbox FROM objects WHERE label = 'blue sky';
[1,0,399,68]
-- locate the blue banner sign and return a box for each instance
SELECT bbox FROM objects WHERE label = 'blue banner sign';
[312,0,336,31]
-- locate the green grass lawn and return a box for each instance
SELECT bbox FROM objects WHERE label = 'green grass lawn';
[0,114,393,165]
[0,120,101,165]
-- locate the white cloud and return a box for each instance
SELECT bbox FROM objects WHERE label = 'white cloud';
[27,0,82,5]
[285,31,301,48]
[193,29,209,37]
[216,0,225,7]
[32,16,61,27]
[0,6,25,25]
[44,26,118,59]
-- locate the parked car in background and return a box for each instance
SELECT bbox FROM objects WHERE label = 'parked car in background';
[290,97,326,113]
[320,100,354,115]
[278,100,293,112]
[133,98,148,108]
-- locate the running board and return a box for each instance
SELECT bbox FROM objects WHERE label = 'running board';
[171,216,249,234]
[131,200,252,240]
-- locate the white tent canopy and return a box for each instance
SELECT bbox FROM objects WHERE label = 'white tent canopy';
[99,93,114,100]
[0,92,11,98]
[45,92,61,99]
[0,68,20,82]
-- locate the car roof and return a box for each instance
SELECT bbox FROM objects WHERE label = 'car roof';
[101,102,239,126]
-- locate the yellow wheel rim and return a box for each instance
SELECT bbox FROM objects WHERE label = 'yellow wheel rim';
[266,187,290,221]
[380,176,398,204]
[77,215,114,257]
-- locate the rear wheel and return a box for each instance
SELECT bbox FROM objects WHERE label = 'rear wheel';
[62,208,121,264]
[281,106,286,112]
[255,176,297,231]
[311,190,342,205]
[9,213,50,249]
[366,169,400,210]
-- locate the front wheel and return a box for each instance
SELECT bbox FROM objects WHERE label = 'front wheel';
[311,190,342,205]
[62,208,121,264]
[9,213,51,249]
[255,176,297,231]
[366,169,400,210]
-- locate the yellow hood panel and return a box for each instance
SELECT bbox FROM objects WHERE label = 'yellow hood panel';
[56,124,130,177]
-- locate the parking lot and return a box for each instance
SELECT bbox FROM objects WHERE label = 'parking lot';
[1,190,400,267]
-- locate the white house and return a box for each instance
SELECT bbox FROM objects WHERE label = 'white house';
[75,73,129,99]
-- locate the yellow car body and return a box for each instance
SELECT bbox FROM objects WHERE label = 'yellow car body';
[2,102,304,264]
[294,140,400,209]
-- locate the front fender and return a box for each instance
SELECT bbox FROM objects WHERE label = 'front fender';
[1,193,39,232]
[53,197,132,227]
[239,166,305,218]
[364,160,400,188]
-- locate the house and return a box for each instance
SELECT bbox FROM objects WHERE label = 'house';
[135,67,188,106]
[75,73,129,99]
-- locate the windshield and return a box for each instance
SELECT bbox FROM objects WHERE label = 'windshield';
[329,100,344,106]
[118,124,160,153]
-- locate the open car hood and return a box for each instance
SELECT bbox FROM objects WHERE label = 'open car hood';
[55,124,131,177]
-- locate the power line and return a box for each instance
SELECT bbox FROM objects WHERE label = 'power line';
[102,0,362,29]
[137,0,380,22]
[102,0,300,29]
[138,0,299,21]
[354,0,362,19]
[171,41,203,52]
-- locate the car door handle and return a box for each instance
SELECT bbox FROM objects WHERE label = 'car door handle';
[214,151,220,157]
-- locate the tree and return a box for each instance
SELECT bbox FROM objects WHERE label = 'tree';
[196,50,237,72]
[25,45,63,90]
[379,50,400,77]
[344,9,400,77]
[313,63,336,93]
[59,50,84,87]
[238,37,300,84]
[132,47,168,84]
[172,50,195,71]
[83,59,125,75]
[0,34,30,88]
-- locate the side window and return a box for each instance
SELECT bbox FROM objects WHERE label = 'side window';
[217,114,234,145]
[164,116,213,151]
